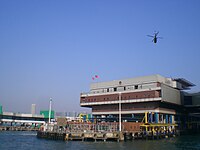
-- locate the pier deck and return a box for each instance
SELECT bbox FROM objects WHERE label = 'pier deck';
[37,131,124,142]
[0,126,39,131]
[37,130,178,142]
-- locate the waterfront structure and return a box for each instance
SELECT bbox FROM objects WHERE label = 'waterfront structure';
[182,92,200,107]
[80,74,198,129]
[0,112,45,126]
[0,105,47,128]
[181,92,200,130]
[36,74,199,142]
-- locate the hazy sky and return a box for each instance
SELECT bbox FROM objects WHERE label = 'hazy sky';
[0,0,200,113]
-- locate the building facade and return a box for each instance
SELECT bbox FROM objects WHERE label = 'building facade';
[80,75,196,125]
[31,104,36,115]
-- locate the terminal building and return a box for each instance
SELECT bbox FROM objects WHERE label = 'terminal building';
[80,74,200,130]
[0,105,55,128]
[0,112,45,126]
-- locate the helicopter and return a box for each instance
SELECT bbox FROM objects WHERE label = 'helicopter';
[147,31,163,43]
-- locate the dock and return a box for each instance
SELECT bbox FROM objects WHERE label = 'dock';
[36,121,179,142]
[0,126,39,131]
[37,129,179,141]
[37,131,124,142]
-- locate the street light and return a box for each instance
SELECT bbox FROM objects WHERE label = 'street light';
[119,92,122,132]
[49,98,52,124]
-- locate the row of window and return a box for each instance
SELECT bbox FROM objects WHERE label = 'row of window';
[82,94,156,103]
[90,82,161,95]
[93,106,154,111]
[104,85,140,93]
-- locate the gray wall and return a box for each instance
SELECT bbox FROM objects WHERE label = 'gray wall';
[193,95,200,105]
[90,74,167,90]
[161,84,181,105]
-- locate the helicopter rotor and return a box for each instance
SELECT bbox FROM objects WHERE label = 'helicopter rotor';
[147,35,154,38]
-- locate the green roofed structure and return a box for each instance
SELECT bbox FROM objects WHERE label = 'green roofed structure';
[0,105,2,115]
[40,110,55,119]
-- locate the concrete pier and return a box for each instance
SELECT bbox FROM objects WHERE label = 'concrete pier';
[37,129,179,142]
[36,121,179,142]
[37,131,124,142]
[0,126,39,131]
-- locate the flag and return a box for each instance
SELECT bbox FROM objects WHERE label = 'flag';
[92,75,99,81]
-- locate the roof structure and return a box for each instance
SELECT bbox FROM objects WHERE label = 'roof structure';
[173,78,195,90]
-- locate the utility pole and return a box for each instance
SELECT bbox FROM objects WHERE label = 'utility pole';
[119,92,122,132]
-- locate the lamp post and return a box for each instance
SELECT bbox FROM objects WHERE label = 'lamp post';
[49,98,52,124]
[119,92,122,132]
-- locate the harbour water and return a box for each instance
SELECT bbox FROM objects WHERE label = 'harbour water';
[0,131,200,150]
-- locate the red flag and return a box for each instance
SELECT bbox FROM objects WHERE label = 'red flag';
[92,77,95,80]
[95,75,99,78]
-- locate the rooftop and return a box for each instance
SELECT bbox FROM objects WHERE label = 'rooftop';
[90,74,195,91]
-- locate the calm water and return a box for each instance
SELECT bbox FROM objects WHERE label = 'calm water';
[0,131,200,150]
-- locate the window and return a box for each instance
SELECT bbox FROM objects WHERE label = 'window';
[184,96,192,105]
[159,91,162,97]
[107,88,109,92]
[124,87,126,91]
[114,87,117,92]
[135,85,138,89]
